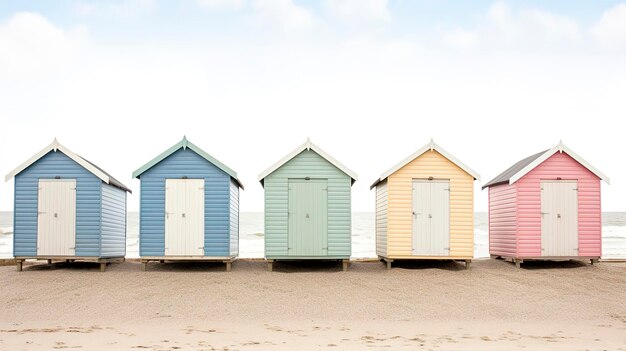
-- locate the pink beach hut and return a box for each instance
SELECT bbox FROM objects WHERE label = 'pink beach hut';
[482,142,609,268]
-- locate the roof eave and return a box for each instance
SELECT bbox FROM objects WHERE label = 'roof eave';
[376,140,481,185]
[509,143,609,185]
[258,139,358,185]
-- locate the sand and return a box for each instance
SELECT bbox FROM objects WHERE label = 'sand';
[0,259,625,350]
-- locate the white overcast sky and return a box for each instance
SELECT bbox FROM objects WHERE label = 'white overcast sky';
[1,0,625,212]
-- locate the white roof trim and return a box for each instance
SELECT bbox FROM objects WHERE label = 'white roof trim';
[509,141,610,185]
[258,138,358,183]
[371,139,480,189]
[5,139,111,184]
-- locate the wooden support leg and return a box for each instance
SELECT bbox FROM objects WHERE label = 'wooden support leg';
[47,259,52,264]
[141,262,147,272]
[267,261,273,272]
[342,260,349,272]
[465,260,471,270]
[591,259,599,266]
[515,259,521,269]
[17,261,23,272]
[160,260,164,263]
[386,260,392,270]
[100,263,106,272]
[225,261,232,272]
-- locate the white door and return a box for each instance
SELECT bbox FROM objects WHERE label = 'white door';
[541,181,578,256]
[412,180,450,256]
[165,179,205,256]
[37,179,76,256]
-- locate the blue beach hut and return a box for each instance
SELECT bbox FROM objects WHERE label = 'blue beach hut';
[5,139,131,272]
[132,137,243,271]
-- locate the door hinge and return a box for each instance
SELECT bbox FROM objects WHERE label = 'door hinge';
[574,248,579,251]
[444,247,450,250]
[69,247,75,250]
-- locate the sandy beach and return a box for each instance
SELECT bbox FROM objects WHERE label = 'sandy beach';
[1,259,625,350]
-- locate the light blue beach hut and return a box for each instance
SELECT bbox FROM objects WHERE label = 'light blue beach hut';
[5,139,131,272]
[132,137,243,271]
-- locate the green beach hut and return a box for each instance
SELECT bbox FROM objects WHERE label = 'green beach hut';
[258,139,357,271]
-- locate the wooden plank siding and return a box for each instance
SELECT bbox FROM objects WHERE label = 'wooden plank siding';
[387,150,474,258]
[515,152,602,258]
[488,184,517,257]
[375,180,388,257]
[139,148,233,257]
[100,183,127,258]
[13,151,103,257]
[264,149,351,259]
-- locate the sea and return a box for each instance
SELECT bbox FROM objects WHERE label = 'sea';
[0,212,624,259]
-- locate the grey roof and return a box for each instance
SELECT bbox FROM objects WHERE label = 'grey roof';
[81,155,132,193]
[482,150,548,189]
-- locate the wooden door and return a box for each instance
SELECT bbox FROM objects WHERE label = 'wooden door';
[288,179,328,256]
[37,179,76,256]
[165,179,205,256]
[412,179,450,256]
[541,180,578,256]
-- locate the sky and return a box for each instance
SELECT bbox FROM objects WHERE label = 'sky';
[1,0,625,212]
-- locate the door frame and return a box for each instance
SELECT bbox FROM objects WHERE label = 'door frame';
[37,179,77,256]
[411,178,451,256]
[540,179,579,257]
[164,178,205,256]
[287,178,329,256]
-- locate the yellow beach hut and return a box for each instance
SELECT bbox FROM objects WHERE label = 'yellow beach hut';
[370,140,480,269]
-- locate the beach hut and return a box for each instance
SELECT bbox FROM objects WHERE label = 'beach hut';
[258,139,357,271]
[371,140,480,269]
[5,139,131,272]
[132,137,243,271]
[483,141,609,268]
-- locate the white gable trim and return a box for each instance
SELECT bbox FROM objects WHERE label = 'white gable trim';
[509,141,610,185]
[258,138,358,183]
[371,139,480,189]
[5,139,111,184]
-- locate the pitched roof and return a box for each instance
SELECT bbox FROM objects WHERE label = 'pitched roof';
[482,141,610,189]
[258,139,358,186]
[5,139,132,193]
[370,139,480,189]
[481,150,546,189]
[132,136,244,189]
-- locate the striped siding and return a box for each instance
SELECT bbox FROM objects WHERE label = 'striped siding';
[13,151,102,257]
[264,149,351,259]
[229,179,239,256]
[100,183,127,258]
[516,152,602,257]
[387,150,474,258]
[139,148,231,257]
[375,180,388,257]
[488,184,517,257]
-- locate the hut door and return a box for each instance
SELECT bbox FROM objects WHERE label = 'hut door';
[288,179,328,256]
[412,180,450,256]
[37,179,76,256]
[541,181,578,256]
[165,179,205,256]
